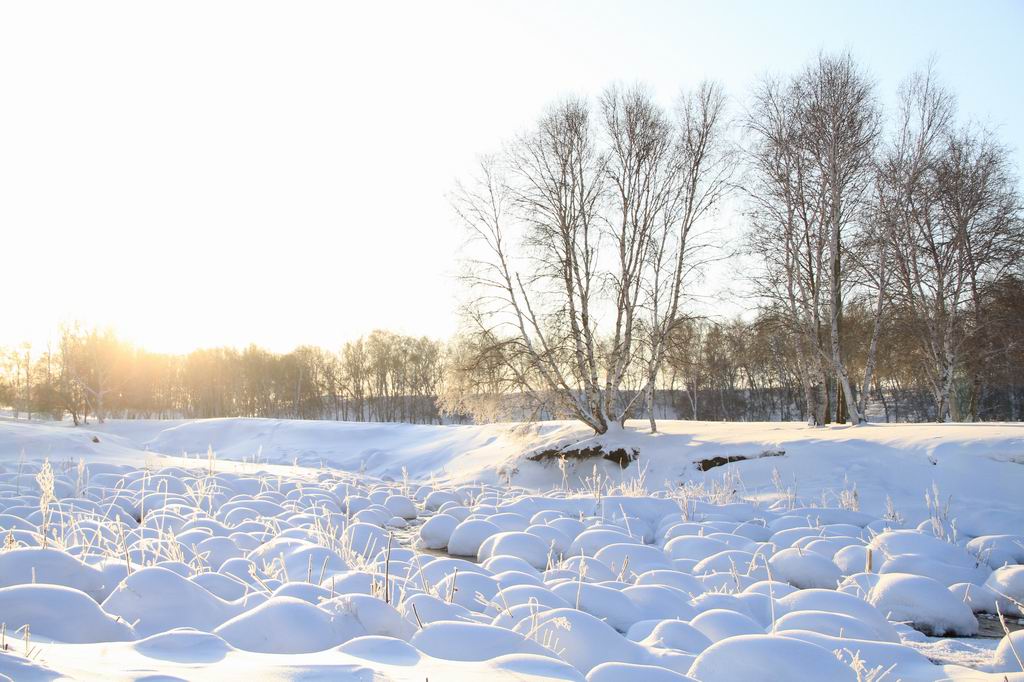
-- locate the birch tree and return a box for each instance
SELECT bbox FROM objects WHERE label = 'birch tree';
[745,74,831,424]
[800,53,882,424]
[746,53,882,425]
[639,82,732,432]
[454,98,619,433]
[886,71,1022,420]
[454,85,728,434]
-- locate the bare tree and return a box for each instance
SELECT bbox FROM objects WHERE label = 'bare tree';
[800,52,882,424]
[887,77,1022,420]
[454,99,617,433]
[58,326,121,424]
[876,65,954,420]
[746,53,881,425]
[453,85,727,434]
[639,81,732,432]
[745,73,831,424]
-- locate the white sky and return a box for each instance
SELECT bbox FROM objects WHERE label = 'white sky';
[2,0,1021,354]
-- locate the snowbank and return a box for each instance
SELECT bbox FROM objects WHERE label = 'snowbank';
[1,416,1023,681]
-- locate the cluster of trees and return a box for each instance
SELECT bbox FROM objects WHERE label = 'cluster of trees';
[0,327,446,424]
[744,55,1021,425]
[444,52,1022,431]
[651,278,1024,424]
[445,80,731,434]
[3,52,1021,433]
[7,285,1023,426]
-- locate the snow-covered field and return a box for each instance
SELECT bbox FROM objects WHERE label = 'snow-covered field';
[1,417,1023,680]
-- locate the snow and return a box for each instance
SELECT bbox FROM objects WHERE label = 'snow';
[102,565,262,636]
[596,542,673,575]
[550,581,645,632]
[587,661,697,681]
[134,628,234,663]
[632,620,712,654]
[689,609,763,642]
[786,630,974,681]
[416,512,458,549]
[478,530,553,569]
[212,596,350,653]
[0,583,136,643]
[767,547,843,589]
[510,607,686,674]
[969,535,1024,569]
[666,535,731,562]
[411,621,556,661]
[773,608,884,640]
[447,518,502,556]
[622,584,699,621]
[688,634,858,681]
[992,630,1024,673]
[857,572,980,637]
[983,565,1024,617]
[2,415,1024,680]
[776,587,903,642]
[8,416,1015,528]
[0,547,113,600]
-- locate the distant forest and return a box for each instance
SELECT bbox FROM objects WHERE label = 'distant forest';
[3,282,1024,427]
[3,52,1023,430]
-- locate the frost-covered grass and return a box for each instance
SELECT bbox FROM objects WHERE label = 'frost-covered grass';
[1,417,1023,680]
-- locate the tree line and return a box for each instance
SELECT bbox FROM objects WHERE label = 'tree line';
[2,52,1021,432]
[0,326,446,424]
[4,279,1024,427]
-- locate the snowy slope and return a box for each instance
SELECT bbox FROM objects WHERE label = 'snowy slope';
[3,417,1022,530]
[2,416,1024,680]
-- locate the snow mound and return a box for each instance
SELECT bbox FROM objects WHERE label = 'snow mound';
[983,565,1024,617]
[213,596,347,653]
[687,634,857,681]
[319,593,414,641]
[411,621,555,662]
[448,519,501,557]
[689,609,764,643]
[337,635,421,665]
[511,608,650,674]
[133,628,233,663]
[878,553,990,587]
[586,661,696,682]
[862,572,979,636]
[868,530,978,569]
[0,547,110,601]
[773,609,886,641]
[417,513,458,550]
[490,653,588,681]
[768,548,842,589]
[101,566,244,636]
[621,585,697,622]
[550,581,643,633]
[634,620,711,654]
[991,630,1024,673]
[0,584,136,643]
[777,588,900,642]
[967,534,1024,569]
[479,531,553,569]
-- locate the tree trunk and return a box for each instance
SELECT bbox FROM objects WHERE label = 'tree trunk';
[830,300,861,424]
[645,379,657,433]
[813,379,828,426]
[835,381,848,424]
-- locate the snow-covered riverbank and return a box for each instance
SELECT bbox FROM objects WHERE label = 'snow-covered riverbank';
[1,417,1022,680]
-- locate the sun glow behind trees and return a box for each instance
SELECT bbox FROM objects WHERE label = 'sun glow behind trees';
[3,49,1024,429]
[1,4,1022,430]
[1,2,1022,356]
